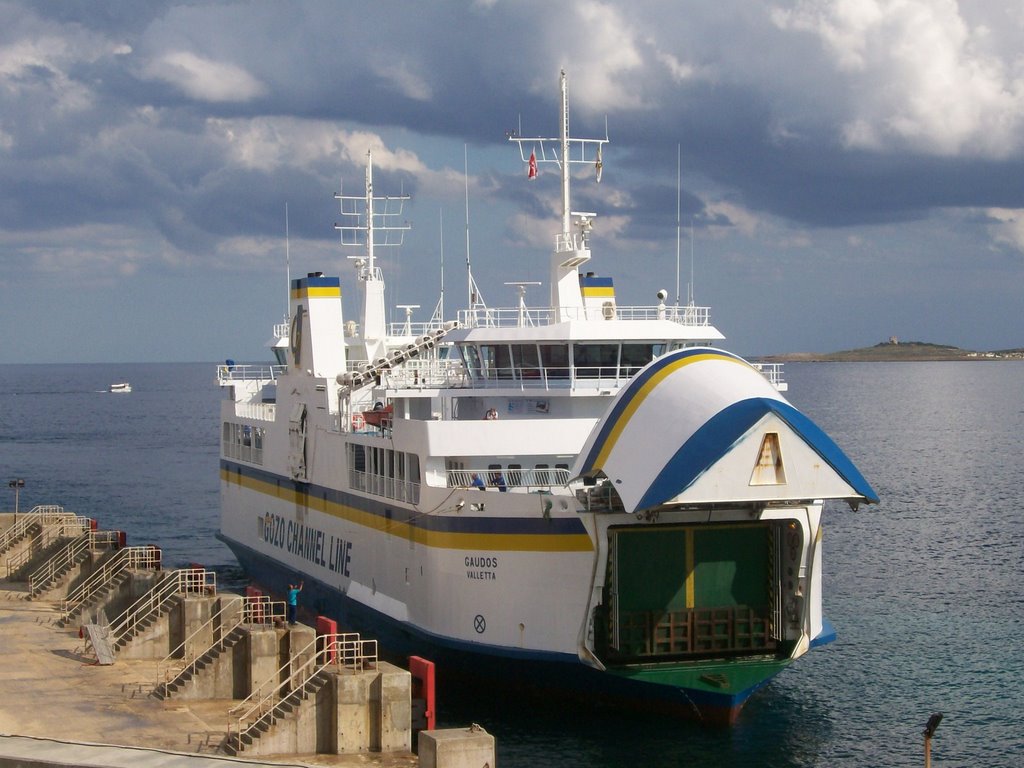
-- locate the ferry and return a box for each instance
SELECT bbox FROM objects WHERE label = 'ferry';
[217,71,876,724]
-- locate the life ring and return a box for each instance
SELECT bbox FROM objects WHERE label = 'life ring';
[351,413,366,431]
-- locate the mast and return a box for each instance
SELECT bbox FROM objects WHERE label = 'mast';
[675,145,681,307]
[559,70,571,240]
[285,202,292,324]
[334,149,410,356]
[508,70,608,319]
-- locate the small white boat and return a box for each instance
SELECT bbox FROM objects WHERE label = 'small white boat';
[109,382,132,393]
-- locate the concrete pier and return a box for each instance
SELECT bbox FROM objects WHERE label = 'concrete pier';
[0,585,418,767]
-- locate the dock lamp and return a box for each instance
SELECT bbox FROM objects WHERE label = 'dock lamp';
[8,479,25,515]
[923,713,943,768]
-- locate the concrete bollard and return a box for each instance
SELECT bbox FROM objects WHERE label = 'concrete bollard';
[418,725,495,768]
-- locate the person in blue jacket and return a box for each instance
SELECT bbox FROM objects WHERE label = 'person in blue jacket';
[287,580,304,625]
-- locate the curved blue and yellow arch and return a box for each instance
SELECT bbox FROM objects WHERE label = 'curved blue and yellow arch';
[573,348,877,511]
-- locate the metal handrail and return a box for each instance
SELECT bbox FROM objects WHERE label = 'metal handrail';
[6,516,92,577]
[448,466,571,490]
[0,506,70,554]
[28,529,119,595]
[750,361,787,389]
[60,545,161,621]
[228,633,377,746]
[217,364,286,384]
[108,568,215,647]
[457,303,713,329]
[156,595,285,690]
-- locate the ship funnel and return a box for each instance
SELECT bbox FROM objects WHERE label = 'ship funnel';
[288,274,347,377]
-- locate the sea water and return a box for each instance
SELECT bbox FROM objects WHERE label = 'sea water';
[1,361,1021,766]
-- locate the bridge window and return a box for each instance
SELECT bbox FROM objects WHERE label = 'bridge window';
[573,344,619,378]
[510,344,541,378]
[539,345,570,379]
[621,343,666,375]
[459,344,481,378]
[480,344,514,380]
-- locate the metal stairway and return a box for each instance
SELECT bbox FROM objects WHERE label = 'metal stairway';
[0,506,71,559]
[223,633,378,756]
[223,672,332,756]
[4,515,92,580]
[108,568,217,655]
[153,626,247,700]
[57,545,161,626]
[26,529,119,599]
[154,595,285,700]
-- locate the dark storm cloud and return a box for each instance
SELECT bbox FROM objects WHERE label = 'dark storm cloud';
[3,0,1023,362]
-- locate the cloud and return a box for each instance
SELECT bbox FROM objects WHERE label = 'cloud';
[141,50,266,103]
[369,59,433,101]
[985,207,1024,252]
[773,0,1024,157]
[0,35,98,114]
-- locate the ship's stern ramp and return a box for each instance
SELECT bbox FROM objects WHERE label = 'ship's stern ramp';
[573,348,877,511]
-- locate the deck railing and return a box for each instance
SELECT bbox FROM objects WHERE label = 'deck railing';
[217,364,286,385]
[447,466,571,490]
[457,303,712,329]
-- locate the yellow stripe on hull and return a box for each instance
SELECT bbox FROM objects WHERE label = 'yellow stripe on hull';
[221,468,594,553]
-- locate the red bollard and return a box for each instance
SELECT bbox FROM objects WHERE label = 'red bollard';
[409,656,436,731]
[316,616,339,663]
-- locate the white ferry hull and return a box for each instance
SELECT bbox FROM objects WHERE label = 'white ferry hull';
[217,78,876,724]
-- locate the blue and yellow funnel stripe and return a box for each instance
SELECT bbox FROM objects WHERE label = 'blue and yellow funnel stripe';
[291,274,341,300]
[579,274,615,299]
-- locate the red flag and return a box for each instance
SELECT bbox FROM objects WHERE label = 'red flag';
[528,149,537,179]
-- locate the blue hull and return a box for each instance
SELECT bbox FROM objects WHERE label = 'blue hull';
[220,535,809,725]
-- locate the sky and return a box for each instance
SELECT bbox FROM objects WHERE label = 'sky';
[2,0,1023,364]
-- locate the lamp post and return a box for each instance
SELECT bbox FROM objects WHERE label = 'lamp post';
[923,712,943,768]
[8,479,25,515]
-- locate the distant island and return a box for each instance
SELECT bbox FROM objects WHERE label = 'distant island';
[760,338,1024,363]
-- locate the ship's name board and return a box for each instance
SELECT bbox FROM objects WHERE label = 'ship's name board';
[261,512,352,577]
[465,554,497,581]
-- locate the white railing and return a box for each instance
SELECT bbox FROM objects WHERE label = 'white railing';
[228,633,377,749]
[5,515,92,577]
[386,320,450,337]
[217,363,286,385]
[108,568,215,648]
[28,529,119,595]
[457,303,712,329]
[751,362,787,390]
[447,466,571,490]
[156,594,283,690]
[60,545,162,621]
[0,506,71,554]
[381,359,468,390]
